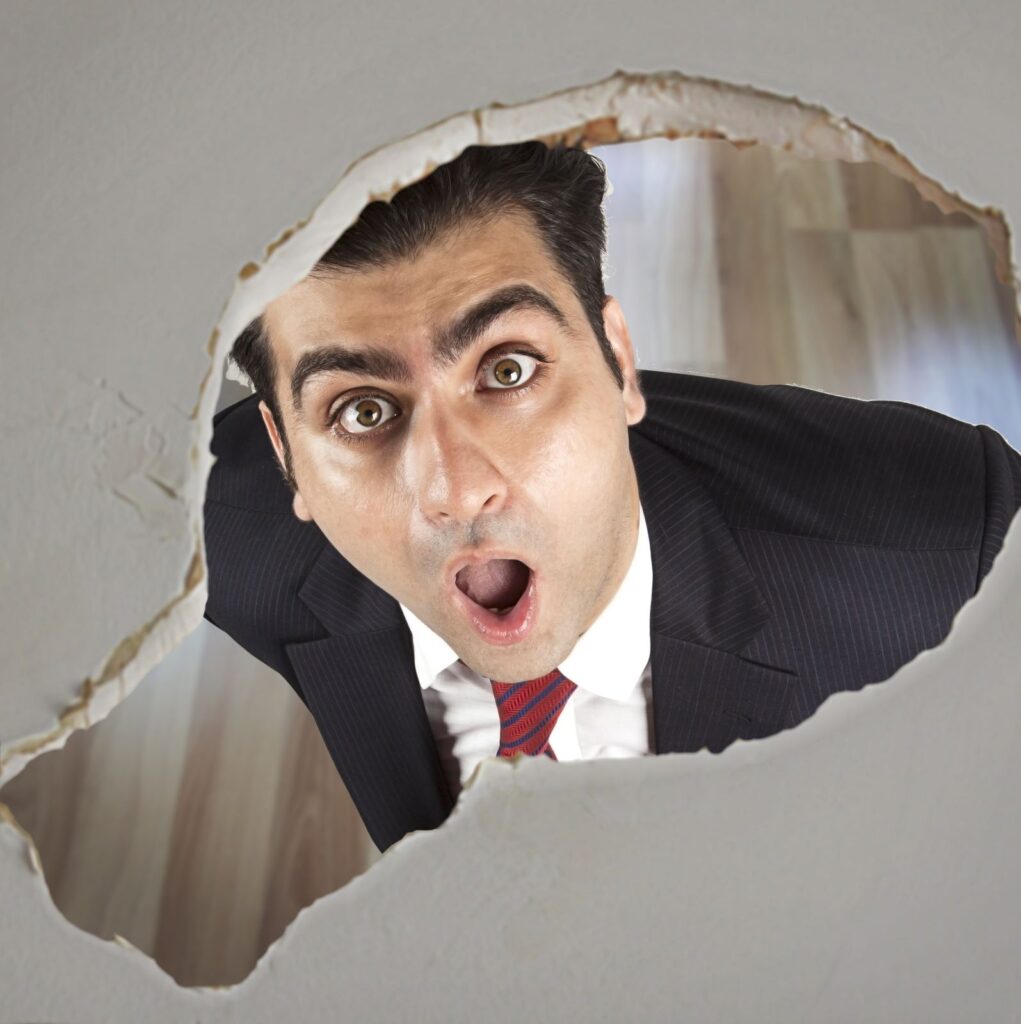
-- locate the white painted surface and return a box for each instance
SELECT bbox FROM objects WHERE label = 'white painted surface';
[1,1,1019,1018]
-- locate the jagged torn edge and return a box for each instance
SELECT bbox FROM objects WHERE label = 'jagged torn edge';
[1,66,1018,992]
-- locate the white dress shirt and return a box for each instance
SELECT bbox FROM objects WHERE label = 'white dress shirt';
[399,501,656,800]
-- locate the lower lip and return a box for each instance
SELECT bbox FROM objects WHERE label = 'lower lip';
[450,568,538,646]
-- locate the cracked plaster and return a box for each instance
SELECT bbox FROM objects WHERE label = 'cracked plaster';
[2,4,1020,1020]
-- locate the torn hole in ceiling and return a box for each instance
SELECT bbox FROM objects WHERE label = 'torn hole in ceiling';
[2,69,1020,1004]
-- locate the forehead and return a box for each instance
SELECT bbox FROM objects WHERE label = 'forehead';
[262,209,577,371]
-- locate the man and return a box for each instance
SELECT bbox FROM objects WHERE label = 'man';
[203,141,1021,853]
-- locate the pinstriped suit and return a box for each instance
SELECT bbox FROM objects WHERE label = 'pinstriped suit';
[203,369,1021,852]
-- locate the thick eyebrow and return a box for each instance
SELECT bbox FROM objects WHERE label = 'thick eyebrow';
[289,283,574,414]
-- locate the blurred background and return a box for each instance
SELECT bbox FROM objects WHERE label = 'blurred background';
[4,136,1020,988]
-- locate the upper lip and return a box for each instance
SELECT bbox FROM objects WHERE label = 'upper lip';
[443,548,534,591]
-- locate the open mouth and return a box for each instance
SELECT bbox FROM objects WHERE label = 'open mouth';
[450,556,539,645]
[454,558,531,615]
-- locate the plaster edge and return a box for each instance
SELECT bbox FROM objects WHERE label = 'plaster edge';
[2,66,1018,993]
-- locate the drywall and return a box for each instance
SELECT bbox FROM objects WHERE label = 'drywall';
[1,1,1018,1019]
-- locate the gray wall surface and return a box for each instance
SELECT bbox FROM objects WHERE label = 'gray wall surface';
[1,2,1019,1019]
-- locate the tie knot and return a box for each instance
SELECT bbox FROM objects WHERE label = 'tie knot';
[489,668,577,760]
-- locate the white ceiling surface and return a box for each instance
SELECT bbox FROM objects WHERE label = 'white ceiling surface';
[2,0,1019,1019]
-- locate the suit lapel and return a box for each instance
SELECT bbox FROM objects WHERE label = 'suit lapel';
[628,429,799,753]
[284,544,455,853]
[285,425,799,851]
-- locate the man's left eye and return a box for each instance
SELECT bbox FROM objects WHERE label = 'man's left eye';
[481,352,541,389]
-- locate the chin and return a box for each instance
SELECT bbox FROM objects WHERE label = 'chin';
[472,644,562,683]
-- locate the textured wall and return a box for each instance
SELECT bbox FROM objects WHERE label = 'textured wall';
[1,1,1019,1019]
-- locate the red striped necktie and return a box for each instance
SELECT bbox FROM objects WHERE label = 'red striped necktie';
[489,669,578,761]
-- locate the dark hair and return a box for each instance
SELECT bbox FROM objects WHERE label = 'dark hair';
[230,140,625,491]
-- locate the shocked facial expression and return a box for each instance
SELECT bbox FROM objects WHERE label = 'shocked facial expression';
[258,208,647,684]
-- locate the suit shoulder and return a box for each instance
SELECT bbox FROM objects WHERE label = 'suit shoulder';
[206,393,294,514]
[633,369,984,549]
[203,393,329,674]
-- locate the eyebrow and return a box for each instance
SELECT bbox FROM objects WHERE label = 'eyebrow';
[289,283,574,414]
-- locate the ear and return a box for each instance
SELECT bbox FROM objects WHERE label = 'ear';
[258,400,313,522]
[602,296,647,427]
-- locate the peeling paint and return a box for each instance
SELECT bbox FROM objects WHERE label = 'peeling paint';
[9,66,1020,840]
[10,58,1021,932]
[3,45,1021,1018]
[0,802,43,876]
[0,546,205,784]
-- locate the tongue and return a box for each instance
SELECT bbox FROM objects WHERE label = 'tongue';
[455,558,530,610]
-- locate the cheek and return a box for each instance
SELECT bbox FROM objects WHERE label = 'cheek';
[319,497,409,590]
[528,393,623,491]
[339,486,404,551]
[294,443,401,543]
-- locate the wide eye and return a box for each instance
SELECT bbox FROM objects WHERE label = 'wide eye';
[481,352,539,389]
[337,395,399,437]
[334,351,542,440]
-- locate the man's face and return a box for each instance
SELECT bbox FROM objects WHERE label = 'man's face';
[259,208,647,684]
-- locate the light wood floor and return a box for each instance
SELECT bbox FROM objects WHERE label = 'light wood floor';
[4,136,1020,989]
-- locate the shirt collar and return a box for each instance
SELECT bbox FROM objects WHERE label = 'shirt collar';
[399,499,652,700]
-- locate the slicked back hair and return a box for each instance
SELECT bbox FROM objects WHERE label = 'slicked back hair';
[229,140,624,492]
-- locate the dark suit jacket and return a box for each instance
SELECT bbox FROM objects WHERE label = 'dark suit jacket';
[203,369,1021,852]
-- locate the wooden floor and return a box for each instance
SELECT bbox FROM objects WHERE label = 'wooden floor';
[3,136,1020,989]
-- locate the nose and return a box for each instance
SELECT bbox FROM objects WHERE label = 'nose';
[408,404,509,524]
